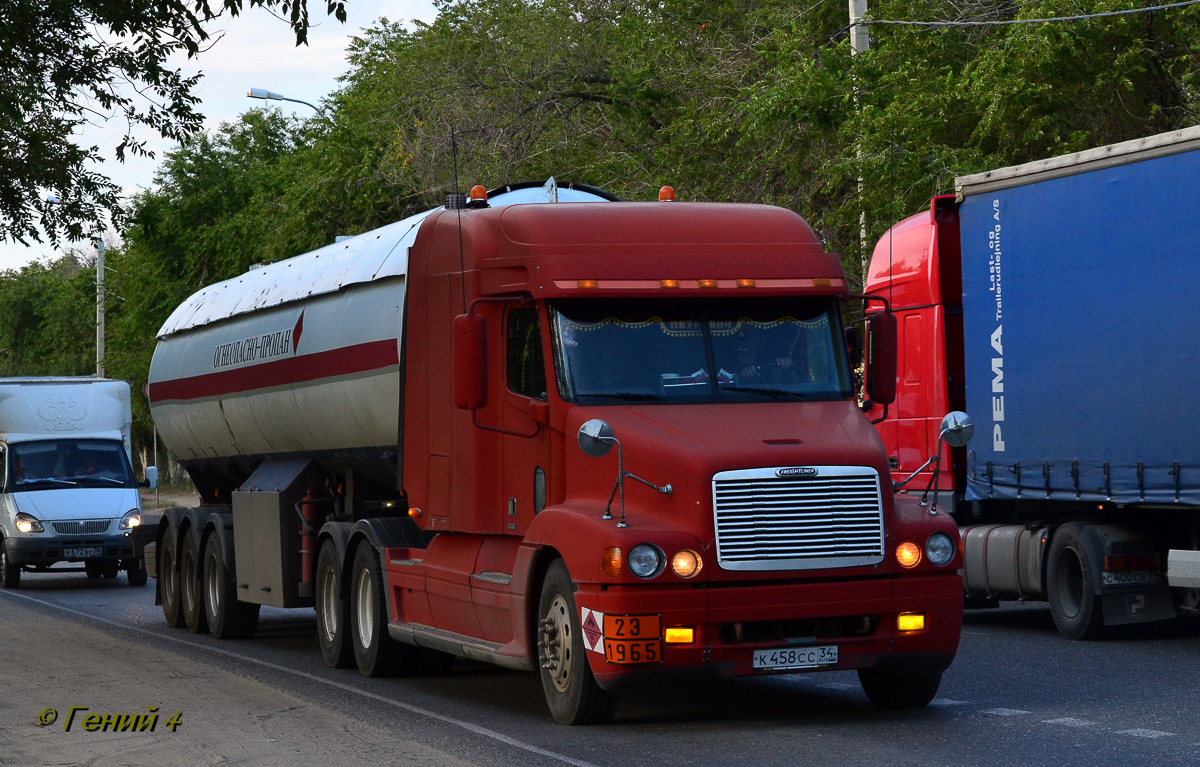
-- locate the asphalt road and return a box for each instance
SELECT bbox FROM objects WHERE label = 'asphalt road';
[3,568,1200,767]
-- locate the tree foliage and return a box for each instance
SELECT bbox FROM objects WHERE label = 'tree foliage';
[0,0,347,247]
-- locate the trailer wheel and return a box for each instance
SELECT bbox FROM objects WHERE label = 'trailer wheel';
[181,529,209,634]
[1047,525,1104,640]
[0,539,20,589]
[203,541,259,639]
[160,531,183,627]
[126,560,148,587]
[316,540,353,668]
[537,560,617,725]
[349,542,416,676]
[858,669,941,708]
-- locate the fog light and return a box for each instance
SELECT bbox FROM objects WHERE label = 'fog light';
[665,627,695,644]
[671,549,702,578]
[897,612,926,632]
[895,541,922,568]
[602,547,623,577]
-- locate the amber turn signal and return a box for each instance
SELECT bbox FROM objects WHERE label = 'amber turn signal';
[577,279,599,289]
[895,541,921,568]
[407,507,422,519]
[665,627,695,644]
[897,612,926,632]
[602,547,623,577]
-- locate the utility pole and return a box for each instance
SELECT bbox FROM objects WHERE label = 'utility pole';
[849,0,870,286]
[96,238,105,378]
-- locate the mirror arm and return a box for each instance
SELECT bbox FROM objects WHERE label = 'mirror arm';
[624,472,672,496]
[893,455,938,492]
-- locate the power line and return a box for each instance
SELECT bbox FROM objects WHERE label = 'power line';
[841,0,1200,34]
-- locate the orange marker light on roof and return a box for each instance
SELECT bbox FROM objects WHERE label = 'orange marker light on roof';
[469,185,488,202]
[736,279,756,288]
[660,279,680,289]
[698,279,719,289]
[577,279,599,289]
[659,186,676,202]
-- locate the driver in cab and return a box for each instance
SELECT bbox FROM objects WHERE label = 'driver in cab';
[734,328,796,383]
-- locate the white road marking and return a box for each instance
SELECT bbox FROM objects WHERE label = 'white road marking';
[980,708,1031,716]
[929,698,970,707]
[2,591,598,767]
[1117,729,1173,739]
[1043,717,1097,728]
[818,682,861,691]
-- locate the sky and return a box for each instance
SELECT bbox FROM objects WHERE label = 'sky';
[0,0,438,273]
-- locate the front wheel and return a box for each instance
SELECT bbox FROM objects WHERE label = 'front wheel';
[203,541,259,639]
[537,560,617,725]
[858,669,942,709]
[126,560,148,587]
[0,539,20,589]
[349,543,416,676]
[1046,525,1105,640]
[180,529,209,634]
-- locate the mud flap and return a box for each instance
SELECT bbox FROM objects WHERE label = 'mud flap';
[1101,590,1175,626]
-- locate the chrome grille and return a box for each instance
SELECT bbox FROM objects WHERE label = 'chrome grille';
[713,466,884,571]
[52,520,112,536]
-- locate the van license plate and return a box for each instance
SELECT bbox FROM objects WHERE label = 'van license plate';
[753,645,838,670]
[63,547,102,559]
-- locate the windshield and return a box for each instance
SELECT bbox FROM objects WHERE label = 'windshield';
[8,439,135,492]
[551,298,852,405]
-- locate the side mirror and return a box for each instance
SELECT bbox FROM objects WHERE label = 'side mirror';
[141,466,159,491]
[577,419,615,458]
[865,310,897,406]
[453,314,488,410]
[844,326,864,368]
[939,411,974,447]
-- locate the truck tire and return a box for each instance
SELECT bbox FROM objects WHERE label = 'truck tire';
[160,531,184,627]
[181,528,209,634]
[349,542,416,676]
[101,560,120,578]
[316,540,353,668]
[1047,525,1105,640]
[126,560,148,587]
[203,540,259,639]
[857,669,942,709]
[0,539,20,589]
[537,560,617,725]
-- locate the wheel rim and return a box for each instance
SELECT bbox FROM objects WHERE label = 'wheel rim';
[182,549,196,613]
[163,546,177,607]
[204,550,220,618]
[355,566,374,647]
[541,594,573,693]
[319,565,339,643]
[1056,546,1084,619]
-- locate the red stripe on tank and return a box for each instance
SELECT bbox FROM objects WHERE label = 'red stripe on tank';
[149,339,398,402]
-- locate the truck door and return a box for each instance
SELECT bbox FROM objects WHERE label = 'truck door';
[500,305,552,532]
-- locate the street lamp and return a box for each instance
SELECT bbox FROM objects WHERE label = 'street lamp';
[246,87,319,112]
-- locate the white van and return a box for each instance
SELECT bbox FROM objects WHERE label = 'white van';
[0,377,157,588]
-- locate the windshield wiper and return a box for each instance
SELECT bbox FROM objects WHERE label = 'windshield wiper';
[16,477,78,487]
[720,386,810,401]
[577,392,668,403]
[64,475,125,485]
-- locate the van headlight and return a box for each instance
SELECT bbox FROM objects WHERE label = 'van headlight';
[926,532,955,566]
[119,510,141,530]
[15,513,44,533]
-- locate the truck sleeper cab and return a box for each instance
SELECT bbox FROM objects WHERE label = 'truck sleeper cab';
[147,182,963,724]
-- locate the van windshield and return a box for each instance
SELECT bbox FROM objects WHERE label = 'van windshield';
[550,297,853,405]
[8,439,135,492]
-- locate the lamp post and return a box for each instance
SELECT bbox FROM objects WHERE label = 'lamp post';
[43,193,105,377]
[246,87,319,112]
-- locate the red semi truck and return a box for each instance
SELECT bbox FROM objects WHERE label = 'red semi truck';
[146,180,964,723]
[865,128,1200,640]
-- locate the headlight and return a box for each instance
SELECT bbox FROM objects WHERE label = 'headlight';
[926,532,955,566]
[627,544,665,578]
[671,549,703,578]
[15,513,44,533]
[119,509,141,530]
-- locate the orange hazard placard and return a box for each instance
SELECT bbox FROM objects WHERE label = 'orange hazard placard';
[602,614,661,639]
[604,638,661,664]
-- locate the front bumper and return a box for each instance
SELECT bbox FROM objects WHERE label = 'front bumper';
[4,531,137,566]
[575,572,963,692]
